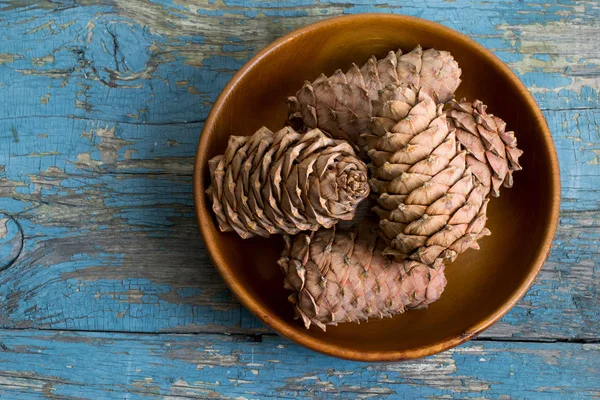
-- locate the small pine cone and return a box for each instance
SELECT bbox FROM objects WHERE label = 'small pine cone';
[206,127,370,239]
[446,99,524,197]
[278,225,447,331]
[366,86,491,264]
[287,45,461,151]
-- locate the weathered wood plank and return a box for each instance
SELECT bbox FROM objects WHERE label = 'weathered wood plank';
[0,205,597,339]
[0,0,596,396]
[549,109,600,211]
[0,1,598,337]
[0,329,597,399]
[0,0,597,121]
[0,110,597,338]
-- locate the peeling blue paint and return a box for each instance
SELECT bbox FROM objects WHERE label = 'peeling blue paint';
[0,330,597,399]
[0,0,597,395]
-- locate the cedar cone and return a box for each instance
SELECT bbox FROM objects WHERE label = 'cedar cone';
[278,224,447,331]
[287,45,461,151]
[446,99,523,197]
[365,86,491,264]
[206,127,370,238]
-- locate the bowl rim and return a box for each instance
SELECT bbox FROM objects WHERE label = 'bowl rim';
[193,13,561,362]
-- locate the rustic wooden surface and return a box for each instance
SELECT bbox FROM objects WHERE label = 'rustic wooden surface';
[0,0,598,398]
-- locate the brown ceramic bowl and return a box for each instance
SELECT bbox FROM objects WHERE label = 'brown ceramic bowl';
[194,14,560,361]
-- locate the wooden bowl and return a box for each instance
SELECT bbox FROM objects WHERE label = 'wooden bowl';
[193,14,560,361]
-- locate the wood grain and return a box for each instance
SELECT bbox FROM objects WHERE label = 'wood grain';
[0,1,596,338]
[0,329,597,399]
[0,0,598,393]
[0,205,597,339]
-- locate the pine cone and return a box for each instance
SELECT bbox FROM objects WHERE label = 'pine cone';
[287,45,461,150]
[447,99,524,197]
[278,225,447,331]
[206,127,370,239]
[366,87,491,264]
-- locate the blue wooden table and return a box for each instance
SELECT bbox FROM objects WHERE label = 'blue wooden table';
[0,1,598,398]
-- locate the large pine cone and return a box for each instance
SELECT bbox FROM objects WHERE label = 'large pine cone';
[366,87,491,264]
[278,224,447,331]
[206,127,370,239]
[287,45,461,151]
[447,99,523,197]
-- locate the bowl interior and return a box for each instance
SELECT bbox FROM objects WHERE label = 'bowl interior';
[195,15,559,360]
